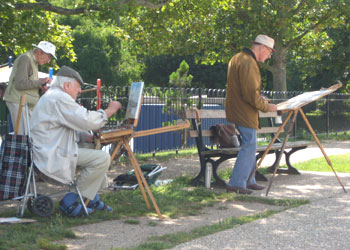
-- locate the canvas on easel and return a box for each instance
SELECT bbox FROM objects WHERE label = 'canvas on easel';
[125,82,144,126]
[277,83,342,112]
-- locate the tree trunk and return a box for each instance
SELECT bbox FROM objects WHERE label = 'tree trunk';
[272,46,288,92]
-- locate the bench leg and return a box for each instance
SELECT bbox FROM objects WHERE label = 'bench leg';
[190,154,207,186]
[190,156,228,187]
[255,152,269,182]
[266,147,307,175]
[255,171,268,182]
[284,147,307,174]
[210,158,228,187]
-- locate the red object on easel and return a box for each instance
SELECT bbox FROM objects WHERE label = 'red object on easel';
[97,79,101,110]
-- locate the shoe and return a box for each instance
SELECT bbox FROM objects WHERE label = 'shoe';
[86,194,113,212]
[226,185,253,194]
[247,184,265,190]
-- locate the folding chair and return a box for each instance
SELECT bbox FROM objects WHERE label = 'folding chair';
[0,94,89,217]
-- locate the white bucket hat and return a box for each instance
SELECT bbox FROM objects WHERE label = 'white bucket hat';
[32,41,57,59]
[253,34,275,52]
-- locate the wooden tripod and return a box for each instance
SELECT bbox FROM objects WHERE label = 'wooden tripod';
[249,83,346,196]
[97,120,190,219]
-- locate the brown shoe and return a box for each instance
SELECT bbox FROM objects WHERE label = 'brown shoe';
[247,184,265,190]
[226,185,253,194]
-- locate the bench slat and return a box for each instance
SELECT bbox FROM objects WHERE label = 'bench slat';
[188,126,282,138]
[185,109,279,119]
[185,109,226,119]
[258,127,282,134]
[201,141,314,156]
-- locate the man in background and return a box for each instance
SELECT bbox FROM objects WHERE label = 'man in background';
[4,41,56,134]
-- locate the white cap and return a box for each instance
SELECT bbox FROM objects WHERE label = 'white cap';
[253,34,275,52]
[32,41,57,59]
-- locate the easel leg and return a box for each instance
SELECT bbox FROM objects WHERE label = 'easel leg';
[121,139,151,210]
[299,109,346,193]
[123,139,163,219]
[266,110,299,196]
[248,111,293,183]
[110,140,124,164]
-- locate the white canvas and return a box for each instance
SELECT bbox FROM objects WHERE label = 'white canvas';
[125,82,144,120]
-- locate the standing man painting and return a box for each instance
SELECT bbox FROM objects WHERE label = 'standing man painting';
[4,41,56,134]
[225,34,278,194]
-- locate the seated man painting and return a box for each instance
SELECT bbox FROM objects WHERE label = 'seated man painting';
[30,66,122,216]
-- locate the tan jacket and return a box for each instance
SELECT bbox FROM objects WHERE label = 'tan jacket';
[225,49,269,129]
[4,51,42,108]
[30,87,108,184]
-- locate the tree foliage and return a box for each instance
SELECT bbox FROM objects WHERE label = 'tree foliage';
[287,18,350,91]
[125,0,350,91]
[169,60,193,88]
[58,16,143,86]
[0,1,75,66]
[2,0,349,92]
[1,0,170,65]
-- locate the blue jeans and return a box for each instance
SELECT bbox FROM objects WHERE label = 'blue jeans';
[228,125,257,188]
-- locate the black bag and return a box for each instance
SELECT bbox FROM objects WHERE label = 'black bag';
[0,134,30,200]
[113,164,164,188]
[210,124,240,148]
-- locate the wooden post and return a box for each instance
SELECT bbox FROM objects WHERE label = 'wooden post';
[14,94,26,135]
[97,79,101,110]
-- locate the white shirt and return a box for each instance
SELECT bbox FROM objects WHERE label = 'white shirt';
[30,87,108,184]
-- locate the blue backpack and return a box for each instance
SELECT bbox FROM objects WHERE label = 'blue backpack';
[59,192,93,217]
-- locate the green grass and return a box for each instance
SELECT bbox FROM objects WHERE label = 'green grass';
[0,175,307,250]
[289,153,350,172]
[218,154,350,183]
[135,148,197,162]
[297,130,350,141]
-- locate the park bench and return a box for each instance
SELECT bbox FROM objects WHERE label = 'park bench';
[185,108,314,187]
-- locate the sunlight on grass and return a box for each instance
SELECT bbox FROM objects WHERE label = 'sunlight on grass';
[291,153,350,172]
[135,148,197,163]
[218,154,350,181]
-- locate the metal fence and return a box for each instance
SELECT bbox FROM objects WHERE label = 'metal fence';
[1,87,350,154]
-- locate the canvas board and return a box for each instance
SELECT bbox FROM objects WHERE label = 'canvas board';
[277,83,342,111]
[125,82,144,120]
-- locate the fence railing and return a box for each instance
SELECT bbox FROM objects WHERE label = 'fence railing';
[1,87,350,154]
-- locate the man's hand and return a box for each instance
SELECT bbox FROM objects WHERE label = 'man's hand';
[40,85,50,94]
[268,104,278,112]
[104,101,122,118]
[40,77,52,86]
[261,95,271,103]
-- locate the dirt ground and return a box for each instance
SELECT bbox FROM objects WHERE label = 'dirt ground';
[1,140,350,250]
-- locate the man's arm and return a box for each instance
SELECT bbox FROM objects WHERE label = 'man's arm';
[13,55,44,90]
[104,101,122,118]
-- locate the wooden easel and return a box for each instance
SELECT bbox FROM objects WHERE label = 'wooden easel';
[250,83,347,196]
[95,97,190,219]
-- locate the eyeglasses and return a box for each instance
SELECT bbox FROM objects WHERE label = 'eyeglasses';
[264,45,274,56]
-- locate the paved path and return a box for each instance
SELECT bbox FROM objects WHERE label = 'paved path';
[173,140,350,250]
[173,191,350,250]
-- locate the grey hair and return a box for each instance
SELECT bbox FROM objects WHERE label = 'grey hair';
[51,76,76,89]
